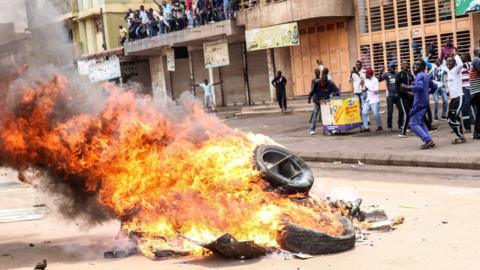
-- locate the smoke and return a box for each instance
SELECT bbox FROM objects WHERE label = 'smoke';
[0,0,27,32]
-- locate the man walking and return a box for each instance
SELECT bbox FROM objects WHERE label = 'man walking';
[471,48,480,139]
[361,68,383,132]
[379,60,402,131]
[396,61,415,137]
[271,71,288,112]
[403,59,437,149]
[308,68,339,135]
[445,54,466,144]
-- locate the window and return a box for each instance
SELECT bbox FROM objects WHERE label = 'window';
[397,0,409,28]
[358,0,369,33]
[412,37,423,61]
[457,31,471,56]
[399,39,411,64]
[410,0,422,26]
[370,0,382,32]
[383,1,396,30]
[372,43,385,75]
[425,35,439,61]
[386,41,398,64]
[422,0,437,24]
[360,45,372,69]
[439,0,452,21]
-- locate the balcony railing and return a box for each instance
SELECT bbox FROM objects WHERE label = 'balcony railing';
[238,0,287,10]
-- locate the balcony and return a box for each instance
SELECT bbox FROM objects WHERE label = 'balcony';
[124,20,245,56]
[236,0,354,29]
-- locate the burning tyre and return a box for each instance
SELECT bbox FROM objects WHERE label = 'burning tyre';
[254,145,314,194]
[278,216,356,255]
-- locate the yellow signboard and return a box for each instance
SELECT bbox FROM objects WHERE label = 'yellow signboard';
[330,97,362,126]
[245,22,300,51]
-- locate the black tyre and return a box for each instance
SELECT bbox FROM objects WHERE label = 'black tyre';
[277,216,356,255]
[254,145,314,194]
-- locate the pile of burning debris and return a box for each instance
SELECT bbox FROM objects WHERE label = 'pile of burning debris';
[104,145,402,260]
[0,69,402,263]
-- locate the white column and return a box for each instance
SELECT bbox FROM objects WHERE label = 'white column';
[208,67,216,106]
[149,55,168,106]
[267,48,276,103]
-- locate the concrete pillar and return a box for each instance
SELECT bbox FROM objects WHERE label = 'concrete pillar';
[208,67,216,106]
[267,48,276,103]
[149,55,168,105]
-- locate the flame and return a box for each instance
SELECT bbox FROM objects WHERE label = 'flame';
[0,70,344,257]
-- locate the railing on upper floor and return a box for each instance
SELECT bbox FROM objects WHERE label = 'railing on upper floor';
[238,0,287,11]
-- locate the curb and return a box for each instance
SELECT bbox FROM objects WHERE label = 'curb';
[296,151,480,170]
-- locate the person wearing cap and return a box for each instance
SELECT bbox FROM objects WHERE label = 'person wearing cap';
[402,59,437,149]
[361,68,383,132]
[379,60,402,131]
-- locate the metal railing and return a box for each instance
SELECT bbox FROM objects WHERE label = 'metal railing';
[238,0,287,10]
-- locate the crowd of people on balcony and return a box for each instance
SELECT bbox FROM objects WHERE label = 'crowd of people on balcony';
[120,0,240,45]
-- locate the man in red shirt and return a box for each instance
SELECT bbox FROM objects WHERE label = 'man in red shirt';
[440,38,457,63]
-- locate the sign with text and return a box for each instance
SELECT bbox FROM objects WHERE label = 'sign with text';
[456,0,480,16]
[203,39,230,69]
[87,56,121,83]
[245,22,300,51]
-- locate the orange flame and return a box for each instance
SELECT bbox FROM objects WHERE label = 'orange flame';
[0,72,344,257]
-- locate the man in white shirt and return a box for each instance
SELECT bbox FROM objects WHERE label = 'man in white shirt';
[361,68,383,132]
[139,5,150,24]
[193,79,222,112]
[349,60,366,112]
[445,54,466,144]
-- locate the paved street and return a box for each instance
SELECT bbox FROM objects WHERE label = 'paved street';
[2,164,480,270]
[226,111,480,169]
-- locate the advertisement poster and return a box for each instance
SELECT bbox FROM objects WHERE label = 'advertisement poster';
[87,56,121,83]
[166,48,175,71]
[245,22,299,51]
[203,39,230,69]
[330,97,362,126]
[77,59,95,75]
[456,0,480,16]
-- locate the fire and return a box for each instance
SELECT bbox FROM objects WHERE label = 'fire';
[0,69,344,257]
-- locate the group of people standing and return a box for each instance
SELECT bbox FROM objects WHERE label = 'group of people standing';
[121,0,239,44]
[350,42,480,149]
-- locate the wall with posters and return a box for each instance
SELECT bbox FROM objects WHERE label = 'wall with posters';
[245,22,300,51]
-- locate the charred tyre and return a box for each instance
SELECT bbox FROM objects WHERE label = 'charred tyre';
[277,216,356,255]
[254,145,314,194]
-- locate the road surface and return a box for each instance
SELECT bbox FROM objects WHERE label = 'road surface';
[1,164,480,270]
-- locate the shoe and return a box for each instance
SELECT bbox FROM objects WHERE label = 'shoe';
[441,116,448,120]
[434,116,439,120]
[361,128,371,133]
[398,134,408,138]
[376,127,383,132]
[407,129,411,133]
[452,137,467,144]
[309,130,316,135]
[421,140,436,150]
[429,125,439,133]
[464,129,472,134]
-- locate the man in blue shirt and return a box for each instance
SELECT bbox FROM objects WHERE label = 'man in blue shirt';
[403,59,437,149]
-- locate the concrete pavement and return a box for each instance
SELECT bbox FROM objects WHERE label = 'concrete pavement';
[225,112,480,170]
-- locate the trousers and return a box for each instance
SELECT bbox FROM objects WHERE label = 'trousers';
[276,88,287,110]
[462,87,472,131]
[471,92,480,139]
[387,95,403,129]
[449,96,464,138]
[399,96,412,135]
[362,101,382,129]
[409,106,431,142]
